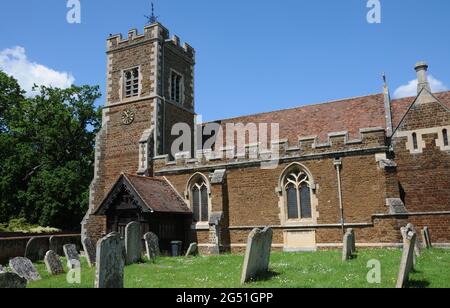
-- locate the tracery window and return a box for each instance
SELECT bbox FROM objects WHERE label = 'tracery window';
[283,168,312,220]
[189,175,209,222]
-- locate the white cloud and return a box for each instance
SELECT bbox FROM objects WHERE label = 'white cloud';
[0,46,75,96]
[393,75,448,99]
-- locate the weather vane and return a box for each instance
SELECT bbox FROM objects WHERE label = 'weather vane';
[145,2,159,24]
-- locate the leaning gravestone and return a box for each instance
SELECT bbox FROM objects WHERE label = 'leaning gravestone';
[82,237,97,268]
[44,250,65,276]
[95,232,125,288]
[185,243,198,257]
[9,257,41,282]
[241,227,273,284]
[0,272,27,288]
[406,223,421,257]
[422,227,432,249]
[143,232,160,262]
[24,236,50,262]
[342,230,354,262]
[125,222,141,265]
[63,244,80,269]
[396,227,417,288]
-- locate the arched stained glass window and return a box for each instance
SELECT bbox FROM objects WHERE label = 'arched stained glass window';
[189,175,210,223]
[284,168,312,220]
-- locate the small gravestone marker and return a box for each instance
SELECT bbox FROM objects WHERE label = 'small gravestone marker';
[143,232,160,262]
[185,243,198,257]
[63,244,80,269]
[406,223,421,257]
[95,232,125,288]
[342,231,353,262]
[82,237,97,268]
[422,227,432,249]
[44,250,65,276]
[125,222,142,265]
[396,227,417,288]
[9,257,41,282]
[241,227,273,284]
[0,272,27,289]
[25,237,49,262]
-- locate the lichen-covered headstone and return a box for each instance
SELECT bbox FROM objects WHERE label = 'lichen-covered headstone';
[95,232,125,288]
[241,227,273,284]
[44,250,65,276]
[24,237,49,262]
[396,227,417,288]
[0,272,27,288]
[125,222,142,265]
[406,223,421,257]
[342,229,356,261]
[185,243,198,257]
[63,244,80,269]
[143,232,160,262]
[9,257,41,282]
[82,237,97,268]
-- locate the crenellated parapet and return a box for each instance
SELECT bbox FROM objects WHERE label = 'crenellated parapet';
[153,127,388,172]
[107,23,195,60]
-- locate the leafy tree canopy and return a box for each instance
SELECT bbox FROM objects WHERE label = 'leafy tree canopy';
[0,70,101,230]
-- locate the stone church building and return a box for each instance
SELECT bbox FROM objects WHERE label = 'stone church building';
[82,21,450,254]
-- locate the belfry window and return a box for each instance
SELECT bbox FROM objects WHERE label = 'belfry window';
[170,71,183,104]
[124,68,139,98]
[443,129,449,147]
[190,176,209,222]
[283,168,312,220]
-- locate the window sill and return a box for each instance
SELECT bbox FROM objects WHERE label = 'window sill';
[191,223,209,231]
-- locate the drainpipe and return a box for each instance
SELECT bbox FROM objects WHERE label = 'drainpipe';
[334,158,345,235]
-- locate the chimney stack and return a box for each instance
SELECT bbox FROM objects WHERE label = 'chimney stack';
[415,61,431,94]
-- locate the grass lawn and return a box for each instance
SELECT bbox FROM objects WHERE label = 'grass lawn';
[27,248,450,288]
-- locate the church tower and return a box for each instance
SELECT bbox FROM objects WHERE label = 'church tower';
[82,21,196,240]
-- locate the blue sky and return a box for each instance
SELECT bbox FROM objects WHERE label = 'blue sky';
[0,0,449,121]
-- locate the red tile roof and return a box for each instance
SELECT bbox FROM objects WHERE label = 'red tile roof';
[207,91,450,145]
[125,174,191,214]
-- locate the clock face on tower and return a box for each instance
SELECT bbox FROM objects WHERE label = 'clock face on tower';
[121,109,135,125]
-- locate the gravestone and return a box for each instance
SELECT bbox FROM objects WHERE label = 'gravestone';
[185,243,198,257]
[49,235,81,256]
[95,232,125,288]
[63,244,80,269]
[44,250,65,275]
[82,237,97,268]
[24,237,50,262]
[125,222,142,265]
[342,230,354,262]
[422,227,432,249]
[9,257,41,282]
[241,227,273,284]
[0,272,27,288]
[396,227,417,288]
[0,265,3,273]
[406,223,421,257]
[143,232,160,262]
[348,228,356,255]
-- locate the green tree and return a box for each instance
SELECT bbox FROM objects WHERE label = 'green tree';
[0,70,101,230]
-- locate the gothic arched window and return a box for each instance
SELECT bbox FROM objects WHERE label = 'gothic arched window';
[189,175,209,223]
[412,132,418,150]
[283,167,312,220]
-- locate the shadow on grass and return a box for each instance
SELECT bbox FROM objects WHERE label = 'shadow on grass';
[407,279,430,288]
[253,270,280,282]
